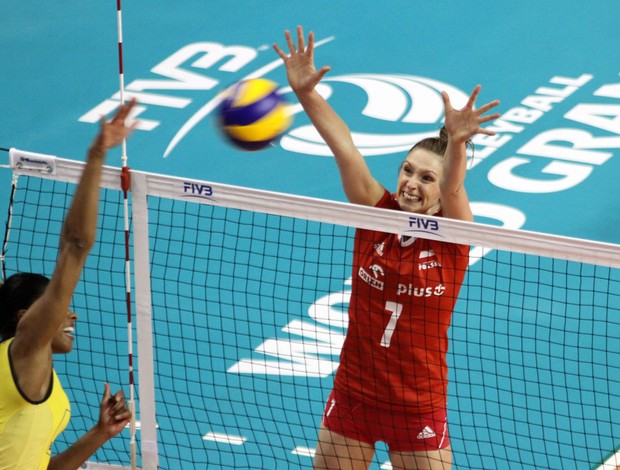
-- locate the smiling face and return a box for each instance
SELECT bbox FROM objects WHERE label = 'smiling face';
[396,148,443,215]
[51,310,78,354]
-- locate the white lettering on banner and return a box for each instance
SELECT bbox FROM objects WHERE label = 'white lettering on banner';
[227,320,345,378]
[488,77,620,194]
[79,42,258,130]
[307,290,351,329]
[470,74,594,168]
[518,129,616,164]
[78,41,613,200]
[595,83,620,99]
[469,202,527,266]
[488,157,593,193]
[565,105,620,135]
[502,107,544,124]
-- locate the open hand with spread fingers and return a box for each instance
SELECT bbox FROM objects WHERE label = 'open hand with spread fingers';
[273,25,331,95]
[442,85,501,144]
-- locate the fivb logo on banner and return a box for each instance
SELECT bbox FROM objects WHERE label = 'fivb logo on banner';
[78,39,469,159]
[79,39,620,236]
[280,74,469,156]
[77,38,517,229]
[78,39,620,378]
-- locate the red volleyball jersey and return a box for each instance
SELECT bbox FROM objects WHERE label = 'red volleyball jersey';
[334,190,469,413]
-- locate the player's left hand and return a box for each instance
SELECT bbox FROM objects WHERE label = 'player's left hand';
[96,382,132,438]
[442,85,500,143]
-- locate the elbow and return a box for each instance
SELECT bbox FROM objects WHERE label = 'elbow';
[439,181,464,199]
[60,228,95,256]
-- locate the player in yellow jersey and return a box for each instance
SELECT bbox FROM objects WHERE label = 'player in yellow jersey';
[0,100,136,470]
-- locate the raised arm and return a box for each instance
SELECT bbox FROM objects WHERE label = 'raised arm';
[273,26,384,206]
[440,85,500,221]
[11,100,137,402]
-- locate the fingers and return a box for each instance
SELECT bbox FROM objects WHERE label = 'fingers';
[442,84,500,140]
[475,99,501,116]
[296,25,305,53]
[110,97,137,124]
[441,91,453,112]
[466,84,482,108]
[476,127,497,137]
[285,29,296,55]
[99,98,137,132]
[100,99,137,146]
[272,42,287,60]
[478,111,501,124]
[275,26,313,60]
[467,86,502,120]
[106,389,131,421]
[316,65,332,81]
[102,382,111,402]
[307,30,315,62]
[444,85,500,119]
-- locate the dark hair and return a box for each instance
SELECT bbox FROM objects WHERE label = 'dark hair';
[410,126,450,157]
[0,273,50,340]
[405,126,475,166]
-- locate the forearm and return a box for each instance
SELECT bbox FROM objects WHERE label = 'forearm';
[60,143,107,253]
[60,99,135,253]
[439,84,499,216]
[440,138,473,221]
[275,27,381,204]
[441,138,468,193]
[48,426,109,470]
[296,89,357,160]
[296,89,382,204]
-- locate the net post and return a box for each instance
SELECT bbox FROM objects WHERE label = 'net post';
[130,172,159,469]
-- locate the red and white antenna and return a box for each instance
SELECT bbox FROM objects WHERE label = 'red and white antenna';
[115,0,137,468]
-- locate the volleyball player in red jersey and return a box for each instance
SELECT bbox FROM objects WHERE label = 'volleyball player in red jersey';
[275,26,500,469]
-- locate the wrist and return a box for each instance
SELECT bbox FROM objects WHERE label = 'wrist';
[447,132,471,146]
[296,90,328,114]
[295,87,320,102]
[92,422,113,441]
[88,142,107,159]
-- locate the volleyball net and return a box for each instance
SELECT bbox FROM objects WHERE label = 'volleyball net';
[2,149,620,470]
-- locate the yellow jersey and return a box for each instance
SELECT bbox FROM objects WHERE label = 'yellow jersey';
[0,338,71,470]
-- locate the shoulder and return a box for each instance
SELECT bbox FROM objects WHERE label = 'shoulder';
[353,190,404,243]
[427,239,470,270]
[0,339,14,366]
[0,339,26,407]
[376,190,398,210]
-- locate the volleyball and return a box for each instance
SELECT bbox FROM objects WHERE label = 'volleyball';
[217,78,293,151]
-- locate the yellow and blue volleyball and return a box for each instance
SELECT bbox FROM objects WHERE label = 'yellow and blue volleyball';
[217,78,293,151]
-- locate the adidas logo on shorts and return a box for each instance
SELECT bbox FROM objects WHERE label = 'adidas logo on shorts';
[417,426,437,439]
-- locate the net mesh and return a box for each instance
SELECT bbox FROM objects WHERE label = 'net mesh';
[2,175,134,466]
[2,158,620,469]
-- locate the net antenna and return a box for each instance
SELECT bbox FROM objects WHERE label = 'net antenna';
[115,1,137,468]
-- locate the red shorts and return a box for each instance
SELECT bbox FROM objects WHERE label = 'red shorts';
[322,389,449,452]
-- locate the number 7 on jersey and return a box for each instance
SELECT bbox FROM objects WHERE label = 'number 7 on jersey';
[380,301,403,348]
